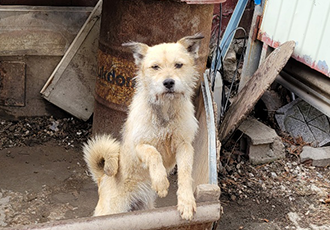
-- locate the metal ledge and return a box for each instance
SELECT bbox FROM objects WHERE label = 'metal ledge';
[14,201,220,230]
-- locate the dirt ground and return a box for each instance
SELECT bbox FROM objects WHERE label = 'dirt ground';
[1,116,330,229]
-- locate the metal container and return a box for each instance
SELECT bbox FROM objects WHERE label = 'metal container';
[93,0,215,136]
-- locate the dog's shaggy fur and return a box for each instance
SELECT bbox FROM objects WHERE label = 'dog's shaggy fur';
[83,34,203,220]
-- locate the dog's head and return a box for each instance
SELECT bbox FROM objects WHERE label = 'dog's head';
[123,34,204,103]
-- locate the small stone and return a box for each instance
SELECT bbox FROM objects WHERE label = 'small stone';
[238,118,285,165]
[271,172,277,178]
[300,146,330,167]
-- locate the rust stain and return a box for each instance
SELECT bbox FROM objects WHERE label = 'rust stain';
[95,50,136,111]
[252,15,262,41]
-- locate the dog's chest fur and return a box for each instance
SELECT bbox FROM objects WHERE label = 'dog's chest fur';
[150,99,178,127]
[149,99,189,169]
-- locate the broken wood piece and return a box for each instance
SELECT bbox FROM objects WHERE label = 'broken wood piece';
[40,0,102,121]
[219,40,295,143]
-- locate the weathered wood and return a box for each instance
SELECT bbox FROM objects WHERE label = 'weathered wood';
[0,61,26,106]
[219,41,295,143]
[40,1,101,121]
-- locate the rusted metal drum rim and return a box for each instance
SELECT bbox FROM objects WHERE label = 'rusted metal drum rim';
[95,0,215,112]
[93,0,216,135]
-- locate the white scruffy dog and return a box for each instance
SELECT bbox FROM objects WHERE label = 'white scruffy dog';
[83,34,203,220]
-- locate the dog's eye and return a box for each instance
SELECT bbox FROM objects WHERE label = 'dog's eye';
[175,63,183,69]
[151,65,160,70]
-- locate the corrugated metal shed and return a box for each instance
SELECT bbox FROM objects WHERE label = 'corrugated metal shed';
[258,0,330,77]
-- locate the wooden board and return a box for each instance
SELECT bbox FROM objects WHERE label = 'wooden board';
[219,41,295,143]
[40,1,101,121]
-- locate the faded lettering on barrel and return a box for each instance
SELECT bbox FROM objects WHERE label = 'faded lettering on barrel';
[98,66,135,88]
[95,50,136,110]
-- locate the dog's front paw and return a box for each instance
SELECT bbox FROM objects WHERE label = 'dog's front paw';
[177,195,196,220]
[151,175,169,198]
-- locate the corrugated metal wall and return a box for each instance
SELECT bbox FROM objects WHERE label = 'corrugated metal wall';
[258,0,330,77]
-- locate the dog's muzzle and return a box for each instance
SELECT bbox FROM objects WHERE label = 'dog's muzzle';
[163,79,175,92]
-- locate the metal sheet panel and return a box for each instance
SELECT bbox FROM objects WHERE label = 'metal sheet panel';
[259,0,330,77]
[0,6,92,56]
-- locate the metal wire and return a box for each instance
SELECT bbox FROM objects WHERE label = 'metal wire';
[222,27,247,116]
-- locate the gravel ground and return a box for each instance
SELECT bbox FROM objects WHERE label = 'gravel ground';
[218,132,330,230]
[0,117,92,151]
[0,116,95,228]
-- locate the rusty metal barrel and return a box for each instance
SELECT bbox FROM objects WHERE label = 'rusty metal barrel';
[93,0,222,137]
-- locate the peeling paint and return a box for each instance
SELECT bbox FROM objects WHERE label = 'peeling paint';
[258,32,280,48]
[259,33,330,77]
[316,60,329,76]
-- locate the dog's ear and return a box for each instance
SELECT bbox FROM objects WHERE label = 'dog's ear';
[122,42,149,66]
[177,33,204,59]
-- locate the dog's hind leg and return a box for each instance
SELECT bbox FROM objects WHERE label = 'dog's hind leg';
[94,180,132,216]
[176,142,196,220]
[94,180,156,216]
[135,144,170,198]
[94,194,131,216]
[129,186,156,212]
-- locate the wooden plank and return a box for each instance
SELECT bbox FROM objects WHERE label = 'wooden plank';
[40,0,102,121]
[219,41,295,143]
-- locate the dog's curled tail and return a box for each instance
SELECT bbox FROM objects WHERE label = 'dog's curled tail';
[83,134,121,184]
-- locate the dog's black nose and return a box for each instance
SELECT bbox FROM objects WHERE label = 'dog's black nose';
[163,79,175,89]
